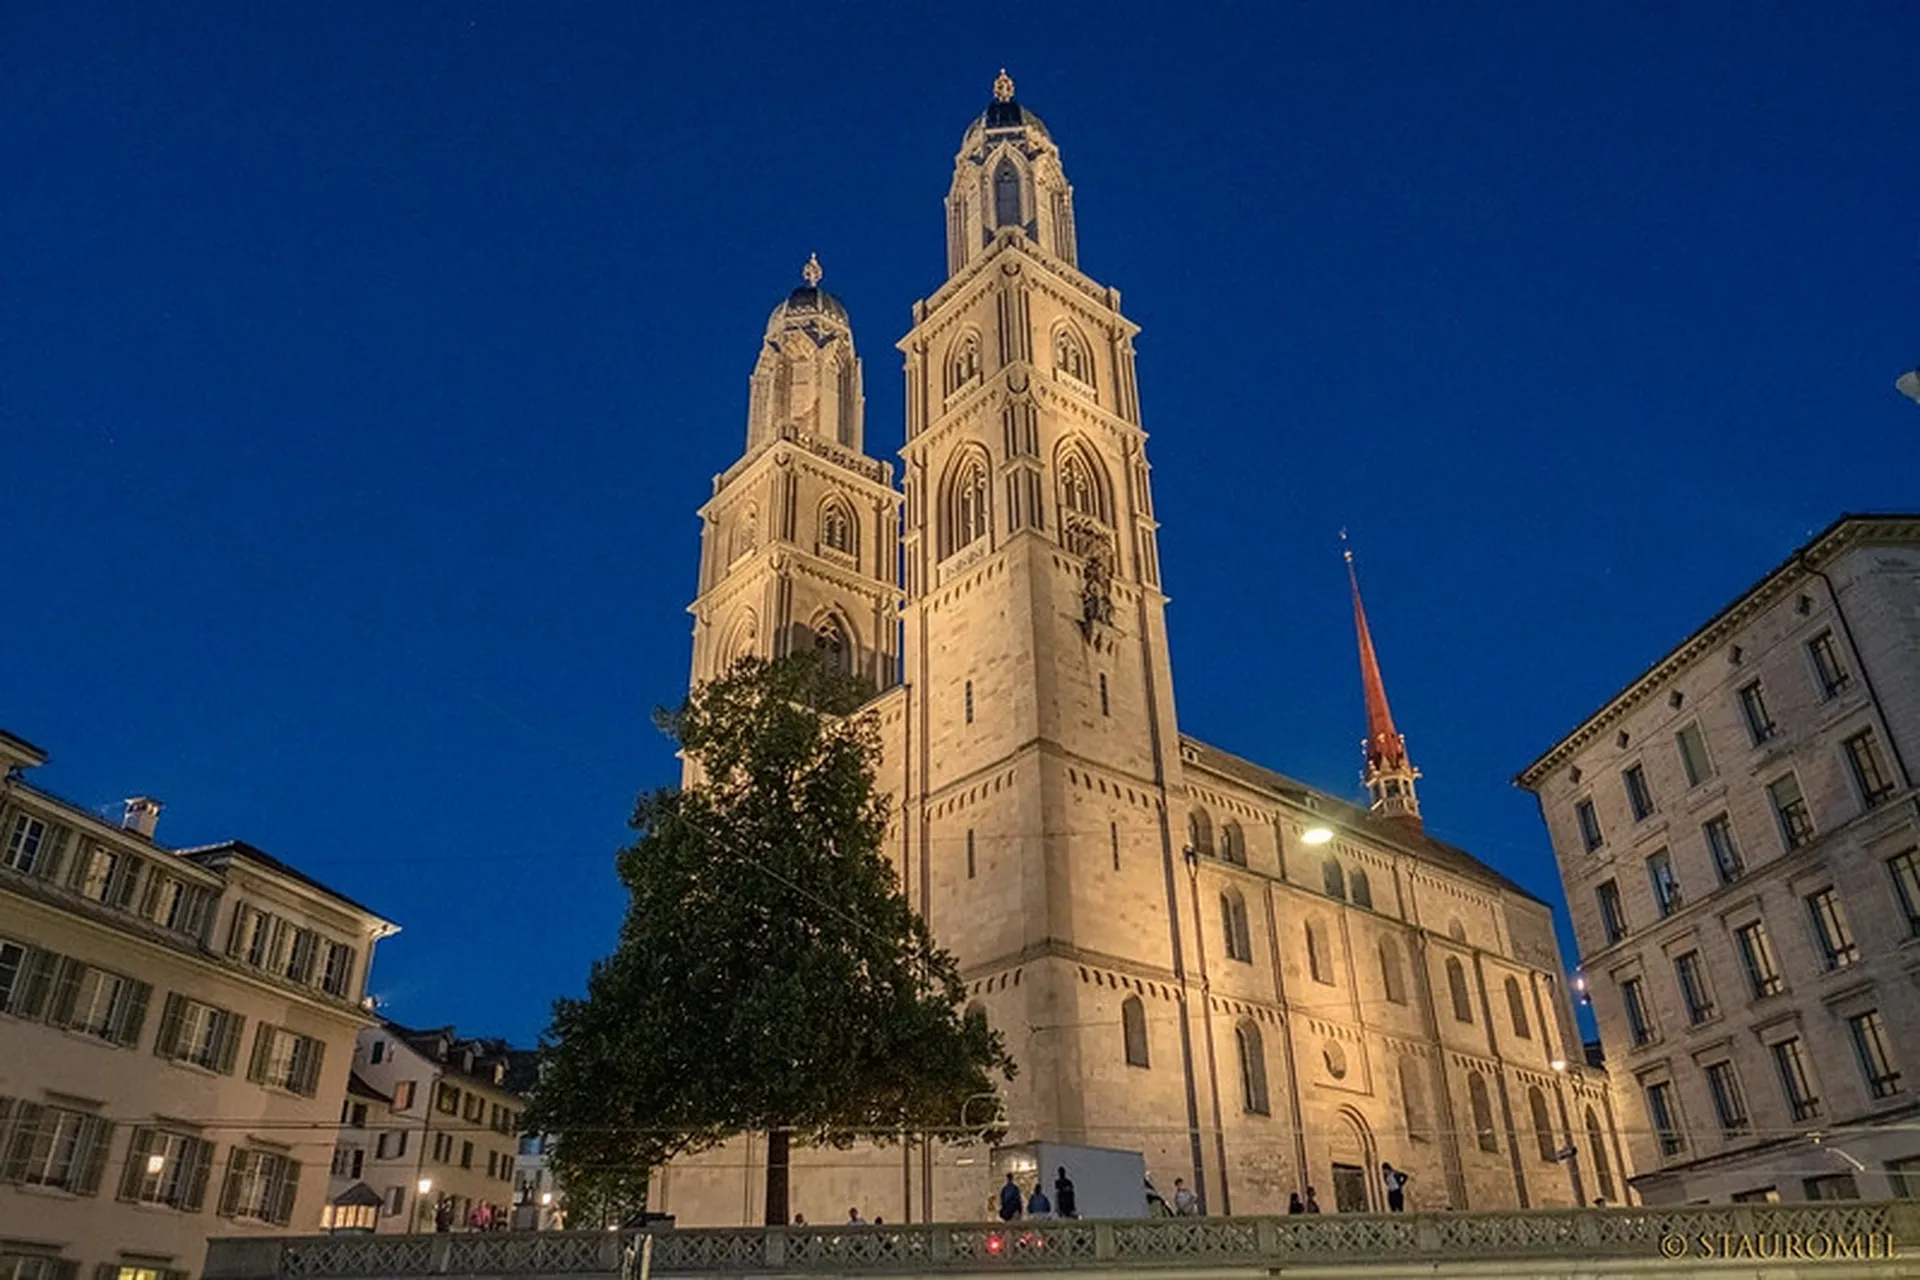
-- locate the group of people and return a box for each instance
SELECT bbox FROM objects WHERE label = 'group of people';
[1286,1164,1412,1215]
[996,1166,1079,1220]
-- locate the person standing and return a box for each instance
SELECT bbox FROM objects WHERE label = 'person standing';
[1304,1186,1321,1214]
[848,1207,866,1225]
[1381,1163,1410,1213]
[1054,1167,1078,1219]
[1027,1183,1052,1219]
[1172,1177,1198,1216]
[1287,1192,1304,1215]
[998,1173,1023,1222]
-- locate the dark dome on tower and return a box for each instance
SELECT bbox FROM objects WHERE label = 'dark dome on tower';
[766,253,848,329]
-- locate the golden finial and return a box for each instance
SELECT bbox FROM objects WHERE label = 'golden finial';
[801,252,822,289]
[993,68,1015,103]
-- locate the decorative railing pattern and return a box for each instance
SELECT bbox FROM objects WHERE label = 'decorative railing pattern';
[212,1200,1914,1279]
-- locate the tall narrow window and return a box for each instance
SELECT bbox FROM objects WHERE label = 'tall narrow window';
[1110,822,1120,872]
[1806,888,1858,970]
[1772,1037,1820,1120]
[1848,1009,1900,1098]
[1620,977,1655,1047]
[1306,921,1333,984]
[1674,951,1714,1024]
[1596,879,1627,945]
[1807,630,1850,699]
[1322,858,1347,900]
[1585,1107,1616,1201]
[1645,849,1682,917]
[1735,921,1784,998]
[1379,938,1407,1005]
[1220,891,1252,963]
[966,830,976,881]
[1468,1074,1498,1152]
[1098,673,1109,717]
[993,160,1022,228]
[812,616,851,676]
[964,680,974,724]
[1842,729,1895,809]
[1675,723,1713,787]
[820,501,854,555]
[1528,1087,1556,1162]
[1445,956,1473,1024]
[1739,681,1777,744]
[1350,869,1373,910]
[1767,773,1814,850]
[1575,800,1604,853]
[1704,814,1744,884]
[1706,1061,1749,1135]
[1646,1081,1684,1155]
[1187,809,1214,858]
[1504,977,1531,1038]
[1220,821,1246,867]
[1236,1021,1269,1115]
[1399,1058,1429,1141]
[1888,849,1920,938]
[1623,765,1655,821]
[1121,995,1150,1068]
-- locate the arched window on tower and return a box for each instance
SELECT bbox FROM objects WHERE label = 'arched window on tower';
[946,332,981,397]
[1121,995,1149,1068]
[1350,868,1373,910]
[1187,809,1214,858]
[1399,1057,1429,1141]
[1220,821,1246,867]
[1322,857,1347,900]
[1446,957,1474,1024]
[1379,938,1408,1005]
[1529,1087,1557,1163]
[813,615,851,676]
[1306,920,1334,985]
[1054,327,1093,387]
[1236,1020,1269,1115]
[1468,1073,1499,1152]
[1505,976,1532,1039]
[1220,890,1251,963]
[1586,1107,1616,1201]
[731,505,758,564]
[994,159,1022,229]
[1059,450,1105,523]
[943,454,991,558]
[820,500,855,557]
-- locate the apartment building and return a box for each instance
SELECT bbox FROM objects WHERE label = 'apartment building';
[0,729,397,1278]
[1520,514,1920,1204]
[325,1023,528,1232]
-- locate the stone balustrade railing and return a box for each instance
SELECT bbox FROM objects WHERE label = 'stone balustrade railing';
[206,1200,1917,1279]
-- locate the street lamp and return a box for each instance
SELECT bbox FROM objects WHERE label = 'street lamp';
[416,1178,433,1234]
[1301,826,1334,846]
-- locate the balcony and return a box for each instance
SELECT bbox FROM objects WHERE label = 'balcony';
[206,1201,1913,1278]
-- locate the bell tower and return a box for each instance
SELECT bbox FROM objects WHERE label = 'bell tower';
[897,73,1209,1200]
[688,257,901,695]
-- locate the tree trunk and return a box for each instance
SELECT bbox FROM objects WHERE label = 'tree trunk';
[763,1129,791,1226]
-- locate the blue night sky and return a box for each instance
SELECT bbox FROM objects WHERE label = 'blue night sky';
[3,5,1915,1045]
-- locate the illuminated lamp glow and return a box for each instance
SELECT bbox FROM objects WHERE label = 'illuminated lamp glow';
[1301,826,1335,846]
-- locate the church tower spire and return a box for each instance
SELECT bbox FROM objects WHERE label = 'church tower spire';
[1344,538,1422,826]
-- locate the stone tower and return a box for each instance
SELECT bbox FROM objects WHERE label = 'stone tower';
[687,256,902,698]
[1345,545,1422,825]
[896,69,1211,1202]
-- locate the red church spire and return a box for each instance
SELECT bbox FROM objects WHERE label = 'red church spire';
[1344,535,1422,827]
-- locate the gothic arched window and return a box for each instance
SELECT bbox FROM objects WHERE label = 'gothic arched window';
[1529,1086,1557,1163]
[1236,1020,1269,1115]
[1399,1057,1429,1141]
[1059,450,1105,524]
[1121,995,1149,1068]
[1469,1073,1499,1152]
[813,615,851,676]
[946,332,981,397]
[1306,920,1333,985]
[1351,868,1373,910]
[820,500,855,557]
[1322,857,1347,900]
[1220,890,1251,963]
[731,505,758,564]
[1220,821,1246,867]
[1586,1107,1617,1201]
[1379,938,1408,1005]
[1505,976,1532,1039]
[1054,327,1092,387]
[993,159,1022,229]
[942,452,991,558]
[1446,957,1474,1024]
[1187,809,1214,858]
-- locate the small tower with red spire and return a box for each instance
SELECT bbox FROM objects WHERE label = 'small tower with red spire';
[1344,536,1422,827]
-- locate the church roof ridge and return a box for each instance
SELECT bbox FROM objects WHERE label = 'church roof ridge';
[1178,733,1542,905]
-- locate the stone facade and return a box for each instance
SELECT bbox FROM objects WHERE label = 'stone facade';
[1520,515,1920,1205]
[0,729,396,1278]
[663,77,1618,1227]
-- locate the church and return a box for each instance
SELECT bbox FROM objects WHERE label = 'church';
[657,73,1624,1223]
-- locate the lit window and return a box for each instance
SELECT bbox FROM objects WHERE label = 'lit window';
[1842,729,1895,809]
[1736,921,1784,999]
[1848,1009,1900,1099]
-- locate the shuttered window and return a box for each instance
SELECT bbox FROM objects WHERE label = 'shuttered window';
[153,993,244,1074]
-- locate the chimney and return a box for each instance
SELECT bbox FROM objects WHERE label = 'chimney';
[122,796,163,839]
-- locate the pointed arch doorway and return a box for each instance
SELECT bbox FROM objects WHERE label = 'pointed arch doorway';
[1329,1107,1377,1213]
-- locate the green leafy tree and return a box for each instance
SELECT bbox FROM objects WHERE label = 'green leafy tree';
[529,653,1013,1226]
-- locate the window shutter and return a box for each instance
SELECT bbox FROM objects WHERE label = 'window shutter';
[217,1149,246,1217]
[216,1011,244,1075]
[46,957,84,1028]
[116,980,152,1047]
[16,947,58,1019]
[296,1038,325,1096]
[74,1117,113,1194]
[112,860,143,910]
[273,1158,302,1225]
[138,872,164,920]
[396,1128,408,1158]
[39,827,71,883]
[226,904,251,958]
[183,1137,214,1211]
[154,992,185,1060]
[119,1127,155,1201]
[247,1024,273,1084]
[2,1102,44,1182]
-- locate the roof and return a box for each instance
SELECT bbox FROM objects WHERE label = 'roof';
[177,839,394,926]
[1515,512,1920,787]
[330,1181,385,1208]
[0,728,49,767]
[1181,735,1543,904]
[382,1018,532,1095]
[981,99,1050,138]
[346,1071,393,1105]
[769,285,847,327]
